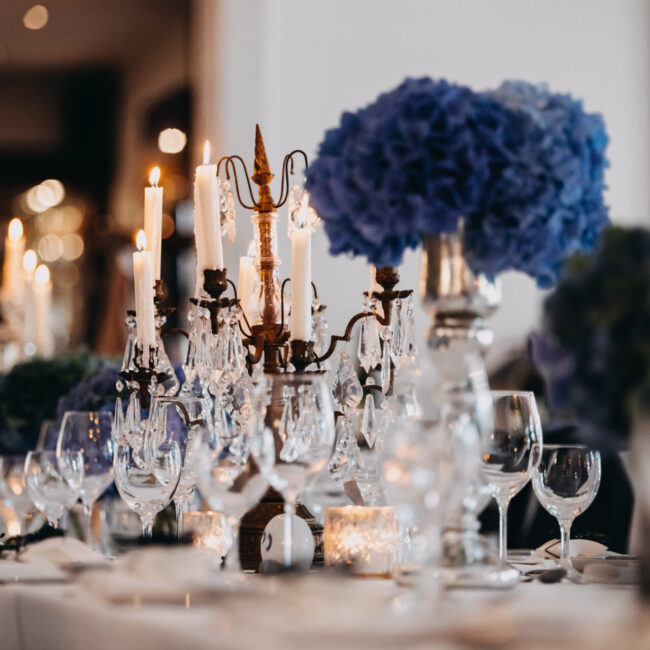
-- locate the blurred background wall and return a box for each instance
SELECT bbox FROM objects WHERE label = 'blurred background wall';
[0,0,648,363]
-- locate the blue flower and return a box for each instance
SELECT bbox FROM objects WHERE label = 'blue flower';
[307,77,610,287]
[465,81,610,286]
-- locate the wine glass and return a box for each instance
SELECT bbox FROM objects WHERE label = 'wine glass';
[147,396,213,537]
[113,438,182,538]
[532,444,601,576]
[24,450,84,528]
[57,411,115,547]
[480,391,543,563]
[0,454,32,535]
[266,374,336,567]
[196,408,274,572]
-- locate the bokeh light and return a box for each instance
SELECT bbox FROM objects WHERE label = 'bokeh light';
[61,233,84,260]
[23,5,49,31]
[158,128,187,154]
[38,234,63,262]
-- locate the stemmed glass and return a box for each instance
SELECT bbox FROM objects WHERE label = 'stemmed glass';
[147,396,213,537]
[196,407,274,572]
[57,411,115,546]
[113,437,182,539]
[480,391,543,563]
[24,450,84,528]
[0,455,32,535]
[266,374,336,567]
[532,444,601,577]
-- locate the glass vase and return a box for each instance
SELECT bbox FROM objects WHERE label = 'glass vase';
[417,229,519,587]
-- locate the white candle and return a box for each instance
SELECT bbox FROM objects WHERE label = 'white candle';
[193,140,223,295]
[290,200,312,340]
[33,264,53,358]
[133,230,156,351]
[237,246,255,324]
[22,250,37,347]
[144,166,163,281]
[3,218,26,304]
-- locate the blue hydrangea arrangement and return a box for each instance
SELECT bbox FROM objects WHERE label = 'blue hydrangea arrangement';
[306,77,609,287]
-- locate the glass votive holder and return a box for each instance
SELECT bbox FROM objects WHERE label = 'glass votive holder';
[324,505,402,577]
[183,511,230,557]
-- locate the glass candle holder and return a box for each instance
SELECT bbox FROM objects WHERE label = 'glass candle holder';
[183,510,230,557]
[324,506,402,577]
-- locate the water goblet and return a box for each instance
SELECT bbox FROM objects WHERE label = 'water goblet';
[57,411,115,546]
[24,450,84,528]
[266,374,336,567]
[480,391,543,563]
[0,454,32,535]
[147,396,213,536]
[196,409,273,572]
[113,438,182,538]
[532,444,601,577]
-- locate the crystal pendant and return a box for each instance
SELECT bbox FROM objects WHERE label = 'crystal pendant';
[380,332,392,395]
[226,187,236,243]
[332,351,363,414]
[153,314,179,396]
[360,393,378,448]
[120,312,138,377]
[287,186,320,236]
[279,386,295,442]
[405,295,417,357]
[113,396,126,445]
[390,298,404,365]
[358,314,381,372]
[328,416,361,484]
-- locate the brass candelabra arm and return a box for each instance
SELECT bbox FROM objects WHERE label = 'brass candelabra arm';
[314,310,370,365]
[216,126,309,212]
[217,155,257,210]
[275,149,309,208]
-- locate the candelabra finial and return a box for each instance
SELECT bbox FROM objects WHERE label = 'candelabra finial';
[252,124,275,212]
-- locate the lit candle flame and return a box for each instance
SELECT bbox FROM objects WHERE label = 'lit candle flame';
[203,140,211,165]
[35,264,50,286]
[8,218,23,241]
[136,229,147,252]
[23,250,37,273]
[149,166,160,187]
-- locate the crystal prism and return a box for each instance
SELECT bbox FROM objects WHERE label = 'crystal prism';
[361,393,378,448]
[328,416,360,484]
[332,351,362,414]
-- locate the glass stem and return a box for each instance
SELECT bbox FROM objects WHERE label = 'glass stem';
[496,497,511,563]
[83,503,93,548]
[142,517,154,539]
[175,500,184,539]
[283,501,295,567]
[559,518,573,568]
[225,516,241,572]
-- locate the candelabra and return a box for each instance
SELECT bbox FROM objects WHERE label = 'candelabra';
[115,125,416,570]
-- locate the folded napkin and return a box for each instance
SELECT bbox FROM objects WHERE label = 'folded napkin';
[536,539,607,560]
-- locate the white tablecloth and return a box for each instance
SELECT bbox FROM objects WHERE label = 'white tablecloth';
[0,578,647,649]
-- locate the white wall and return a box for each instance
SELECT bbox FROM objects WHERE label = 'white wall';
[201,0,650,367]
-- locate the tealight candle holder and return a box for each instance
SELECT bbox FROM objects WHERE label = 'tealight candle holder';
[183,511,230,556]
[324,506,402,577]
